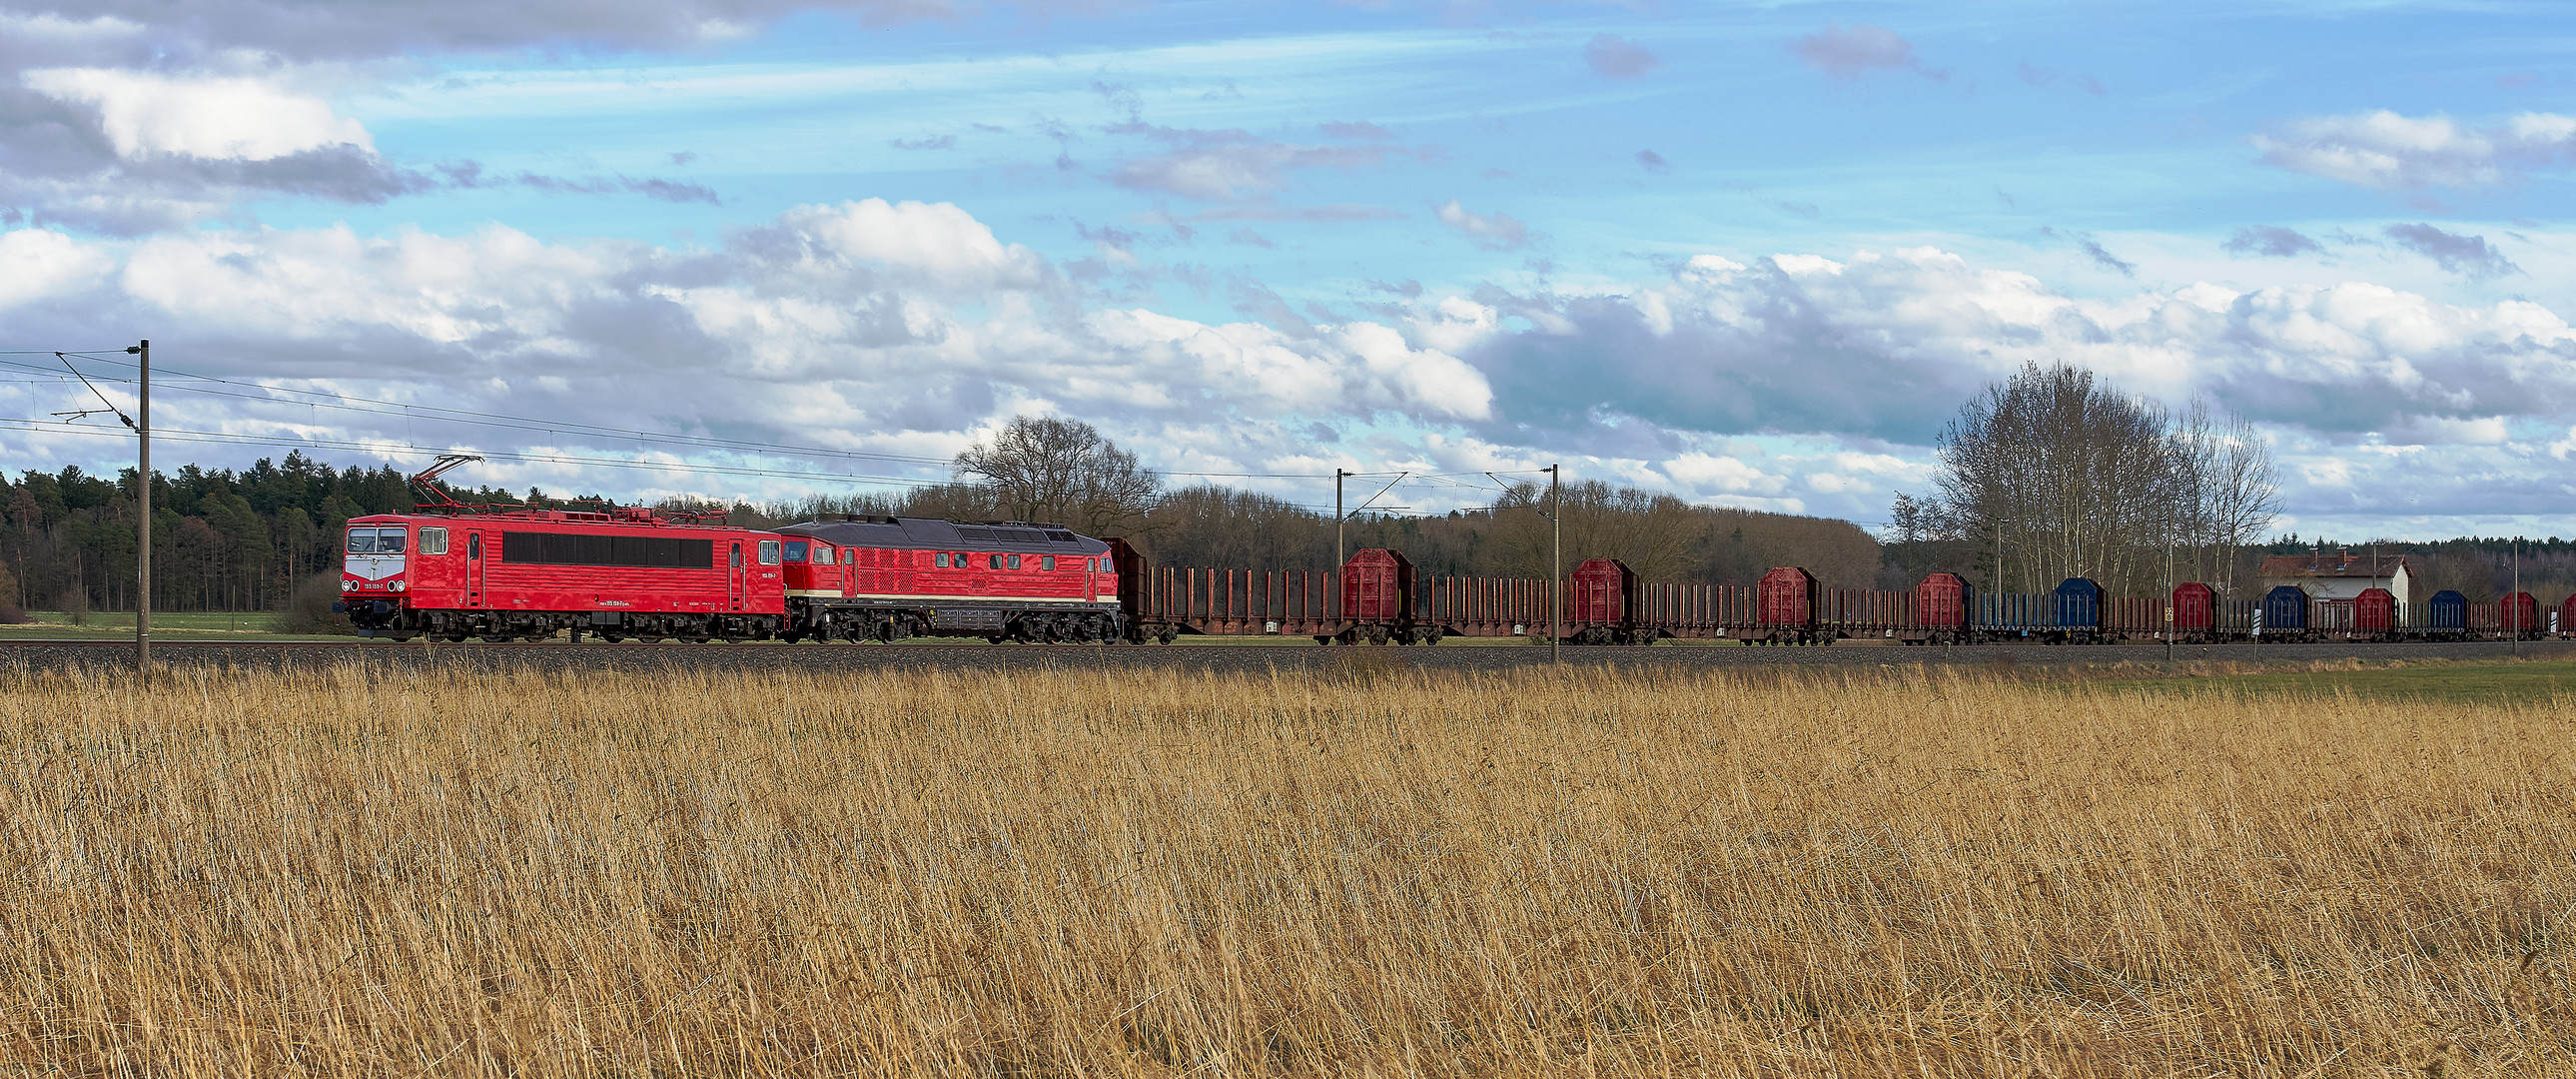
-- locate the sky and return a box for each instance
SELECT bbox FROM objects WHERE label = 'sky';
[0,0,2572,540]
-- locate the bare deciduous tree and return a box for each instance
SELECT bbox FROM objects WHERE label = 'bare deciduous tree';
[1906,363,2279,596]
[953,416,1162,536]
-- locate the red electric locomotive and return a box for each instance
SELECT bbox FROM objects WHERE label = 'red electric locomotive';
[337,507,786,642]
[769,517,1121,643]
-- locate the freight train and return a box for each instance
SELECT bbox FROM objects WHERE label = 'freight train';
[335,497,2564,646]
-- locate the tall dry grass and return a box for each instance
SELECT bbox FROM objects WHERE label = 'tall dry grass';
[0,659,2566,1076]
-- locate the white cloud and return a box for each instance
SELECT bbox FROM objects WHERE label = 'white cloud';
[763,199,1049,292]
[2252,110,2576,190]
[23,68,374,160]
[1108,128,1399,203]
[1089,311,1491,422]
[2298,459,2354,488]
[1433,199,1530,250]
[0,230,117,308]
[123,224,608,345]
[1663,453,1783,495]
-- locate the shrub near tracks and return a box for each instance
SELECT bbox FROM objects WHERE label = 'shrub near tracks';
[0,663,2565,1076]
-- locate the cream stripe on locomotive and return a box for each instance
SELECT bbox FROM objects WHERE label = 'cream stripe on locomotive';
[789,589,1110,603]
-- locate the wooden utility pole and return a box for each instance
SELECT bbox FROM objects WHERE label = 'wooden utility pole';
[128,340,149,672]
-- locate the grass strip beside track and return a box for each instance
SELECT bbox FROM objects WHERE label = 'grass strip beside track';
[2074,656,2576,704]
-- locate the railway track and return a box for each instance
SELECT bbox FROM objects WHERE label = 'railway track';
[1,636,2566,674]
[0,637,1022,649]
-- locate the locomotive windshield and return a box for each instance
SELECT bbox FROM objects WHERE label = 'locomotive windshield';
[346,527,407,553]
[782,540,809,562]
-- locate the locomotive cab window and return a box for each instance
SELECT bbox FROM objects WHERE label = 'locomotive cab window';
[346,527,406,553]
[782,540,808,562]
[757,540,781,564]
[418,528,447,555]
[841,548,854,564]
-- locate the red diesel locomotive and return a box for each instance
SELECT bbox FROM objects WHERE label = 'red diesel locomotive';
[771,517,1119,643]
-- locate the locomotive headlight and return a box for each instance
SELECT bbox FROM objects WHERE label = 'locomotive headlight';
[341,579,359,592]
[390,580,408,592]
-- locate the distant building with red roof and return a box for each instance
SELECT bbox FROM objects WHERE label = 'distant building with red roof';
[2257,550,2413,604]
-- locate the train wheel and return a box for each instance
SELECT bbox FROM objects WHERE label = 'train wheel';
[389,634,415,643]
[1159,627,1180,645]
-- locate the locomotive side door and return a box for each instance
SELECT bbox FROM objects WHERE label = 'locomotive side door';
[728,541,745,610]
[466,532,484,606]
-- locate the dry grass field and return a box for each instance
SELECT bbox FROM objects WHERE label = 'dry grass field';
[0,659,2567,1077]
